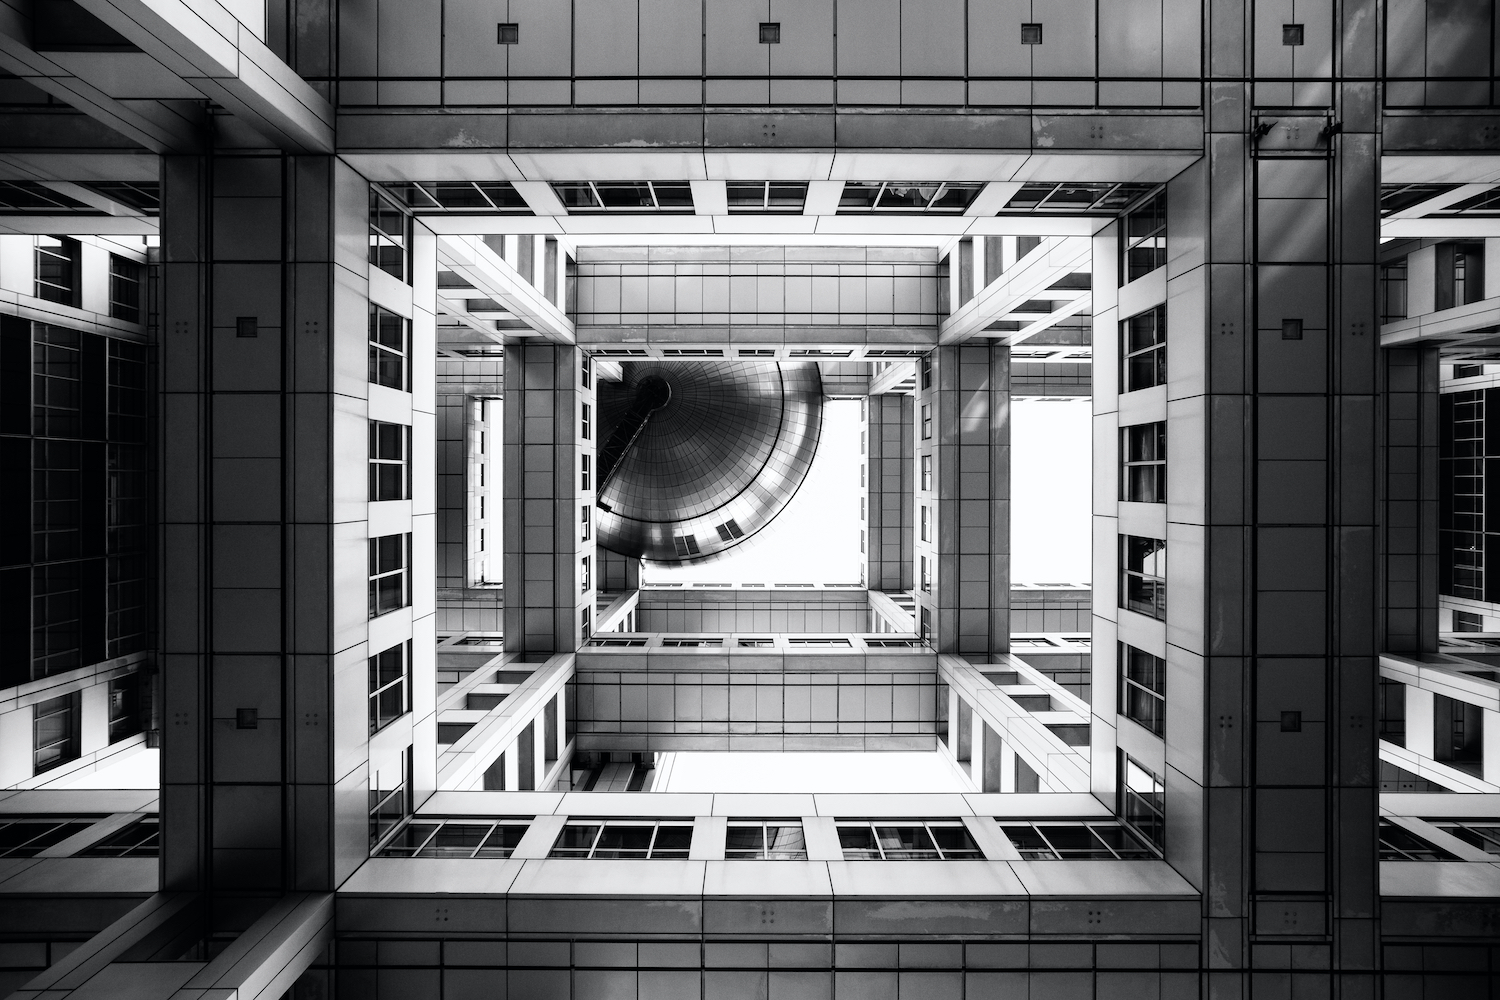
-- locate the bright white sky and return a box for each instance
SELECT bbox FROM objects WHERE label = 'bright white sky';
[643,394,1092,586]
[657,751,970,793]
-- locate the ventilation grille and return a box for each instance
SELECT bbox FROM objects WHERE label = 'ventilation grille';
[673,534,700,557]
[790,349,852,357]
[866,349,928,357]
[663,348,724,357]
[738,349,775,357]
[594,348,648,356]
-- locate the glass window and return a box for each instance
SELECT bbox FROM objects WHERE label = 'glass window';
[1120,535,1167,620]
[1378,677,1406,746]
[1453,610,1484,632]
[369,745,411,847]
[550,181,694,213]
[1119,190,1166,284]
[921,607,932,645]
[81,815,159,857]
[549,819,695,858]
[1119,643,1165,736]
[1433,694,1484,776]
[369,641,410,735]
[921,505,929,542]
[378,819,530,858]
[725,819,807,859]
[1378,820,1458,861]
[581,505,591,542]
[837,182,984,214]
[368,421,412,501]
[107,672,142,744]
[921,555,931,593]
[581,454,591,492]
[368,534,410,619]
[1425,819,1500,857]
[921,404,932,439]
[34,236,79,305]
[1120,754,1165,850]
[999,821,1157,860]
[581,555,591,594]
[33,691,80,774]
[836,820,982,860]
[108,254,142,323]
[1120,305,1167,393]
[369,189,410,282]
[1121,422,1166,503]
[726,182,808,213]
[581,402,591,440]
[368,305,410,391]
[921,454,932,491]
[0,816,100,858]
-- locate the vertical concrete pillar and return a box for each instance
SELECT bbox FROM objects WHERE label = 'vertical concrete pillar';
[913,344,1010,657]
[159,153,426,904]
[1194,0,1382,985]
[865,393,914,593]
[503,344,594,656]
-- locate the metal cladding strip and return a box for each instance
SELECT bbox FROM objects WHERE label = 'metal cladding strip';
[177,892,335,1000]
[596,361,824,562]
[20,892,199,991]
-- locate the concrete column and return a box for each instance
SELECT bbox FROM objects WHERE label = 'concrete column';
[159,153,421,902]
[1193,3,1382,978]
[503,343,595,655]
[1405,687,1435,760]
[913,344,1009,656]
[865,393,913,593]
[1484,707,1500,785]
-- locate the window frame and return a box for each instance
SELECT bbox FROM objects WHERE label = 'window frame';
[368,304,411,391]
[724,819,808,859]
[835,819,984,860]
[368,641,411,736]
[369,188,412,283]
[368,421,413,501]
[549,818,695,859]
[367,533,412,619]
[33,691,81,775]
[1119,305,1167,394]
[107,253,143,323]
[1120,534,1167,621]
[1118,642,1166,737]
[1119,189,1166,285]
[1120,421,1167,503]
[34,236,80,306]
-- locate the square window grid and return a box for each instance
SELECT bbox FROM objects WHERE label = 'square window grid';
[838,182,984,214]
[725,819,808,859]
[551,181,694,213]
[369,642,410,735]
[0,816,102,858]
[378,819,531,858]
[1119,643,1166,737]
[369,189,410,281]
[368,534,410,619]
[836,820,983,860]
[1120,190,1166,284]
[369,421,412,501]
[368,305,410,391]
[549,819,694,859]
[1121,422,1166,503]
[1120,305,1167,393]
[80,815,159,857]
[1120,535,1167,620]
[1423,819,1500,857]
[1378,820,1459,861]
[999,820,1157,860]
[727,181,806,212]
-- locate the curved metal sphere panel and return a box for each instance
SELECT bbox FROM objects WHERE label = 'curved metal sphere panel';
[594,360,823,562]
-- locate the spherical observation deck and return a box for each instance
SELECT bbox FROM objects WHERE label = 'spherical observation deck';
[594,360,823,562]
